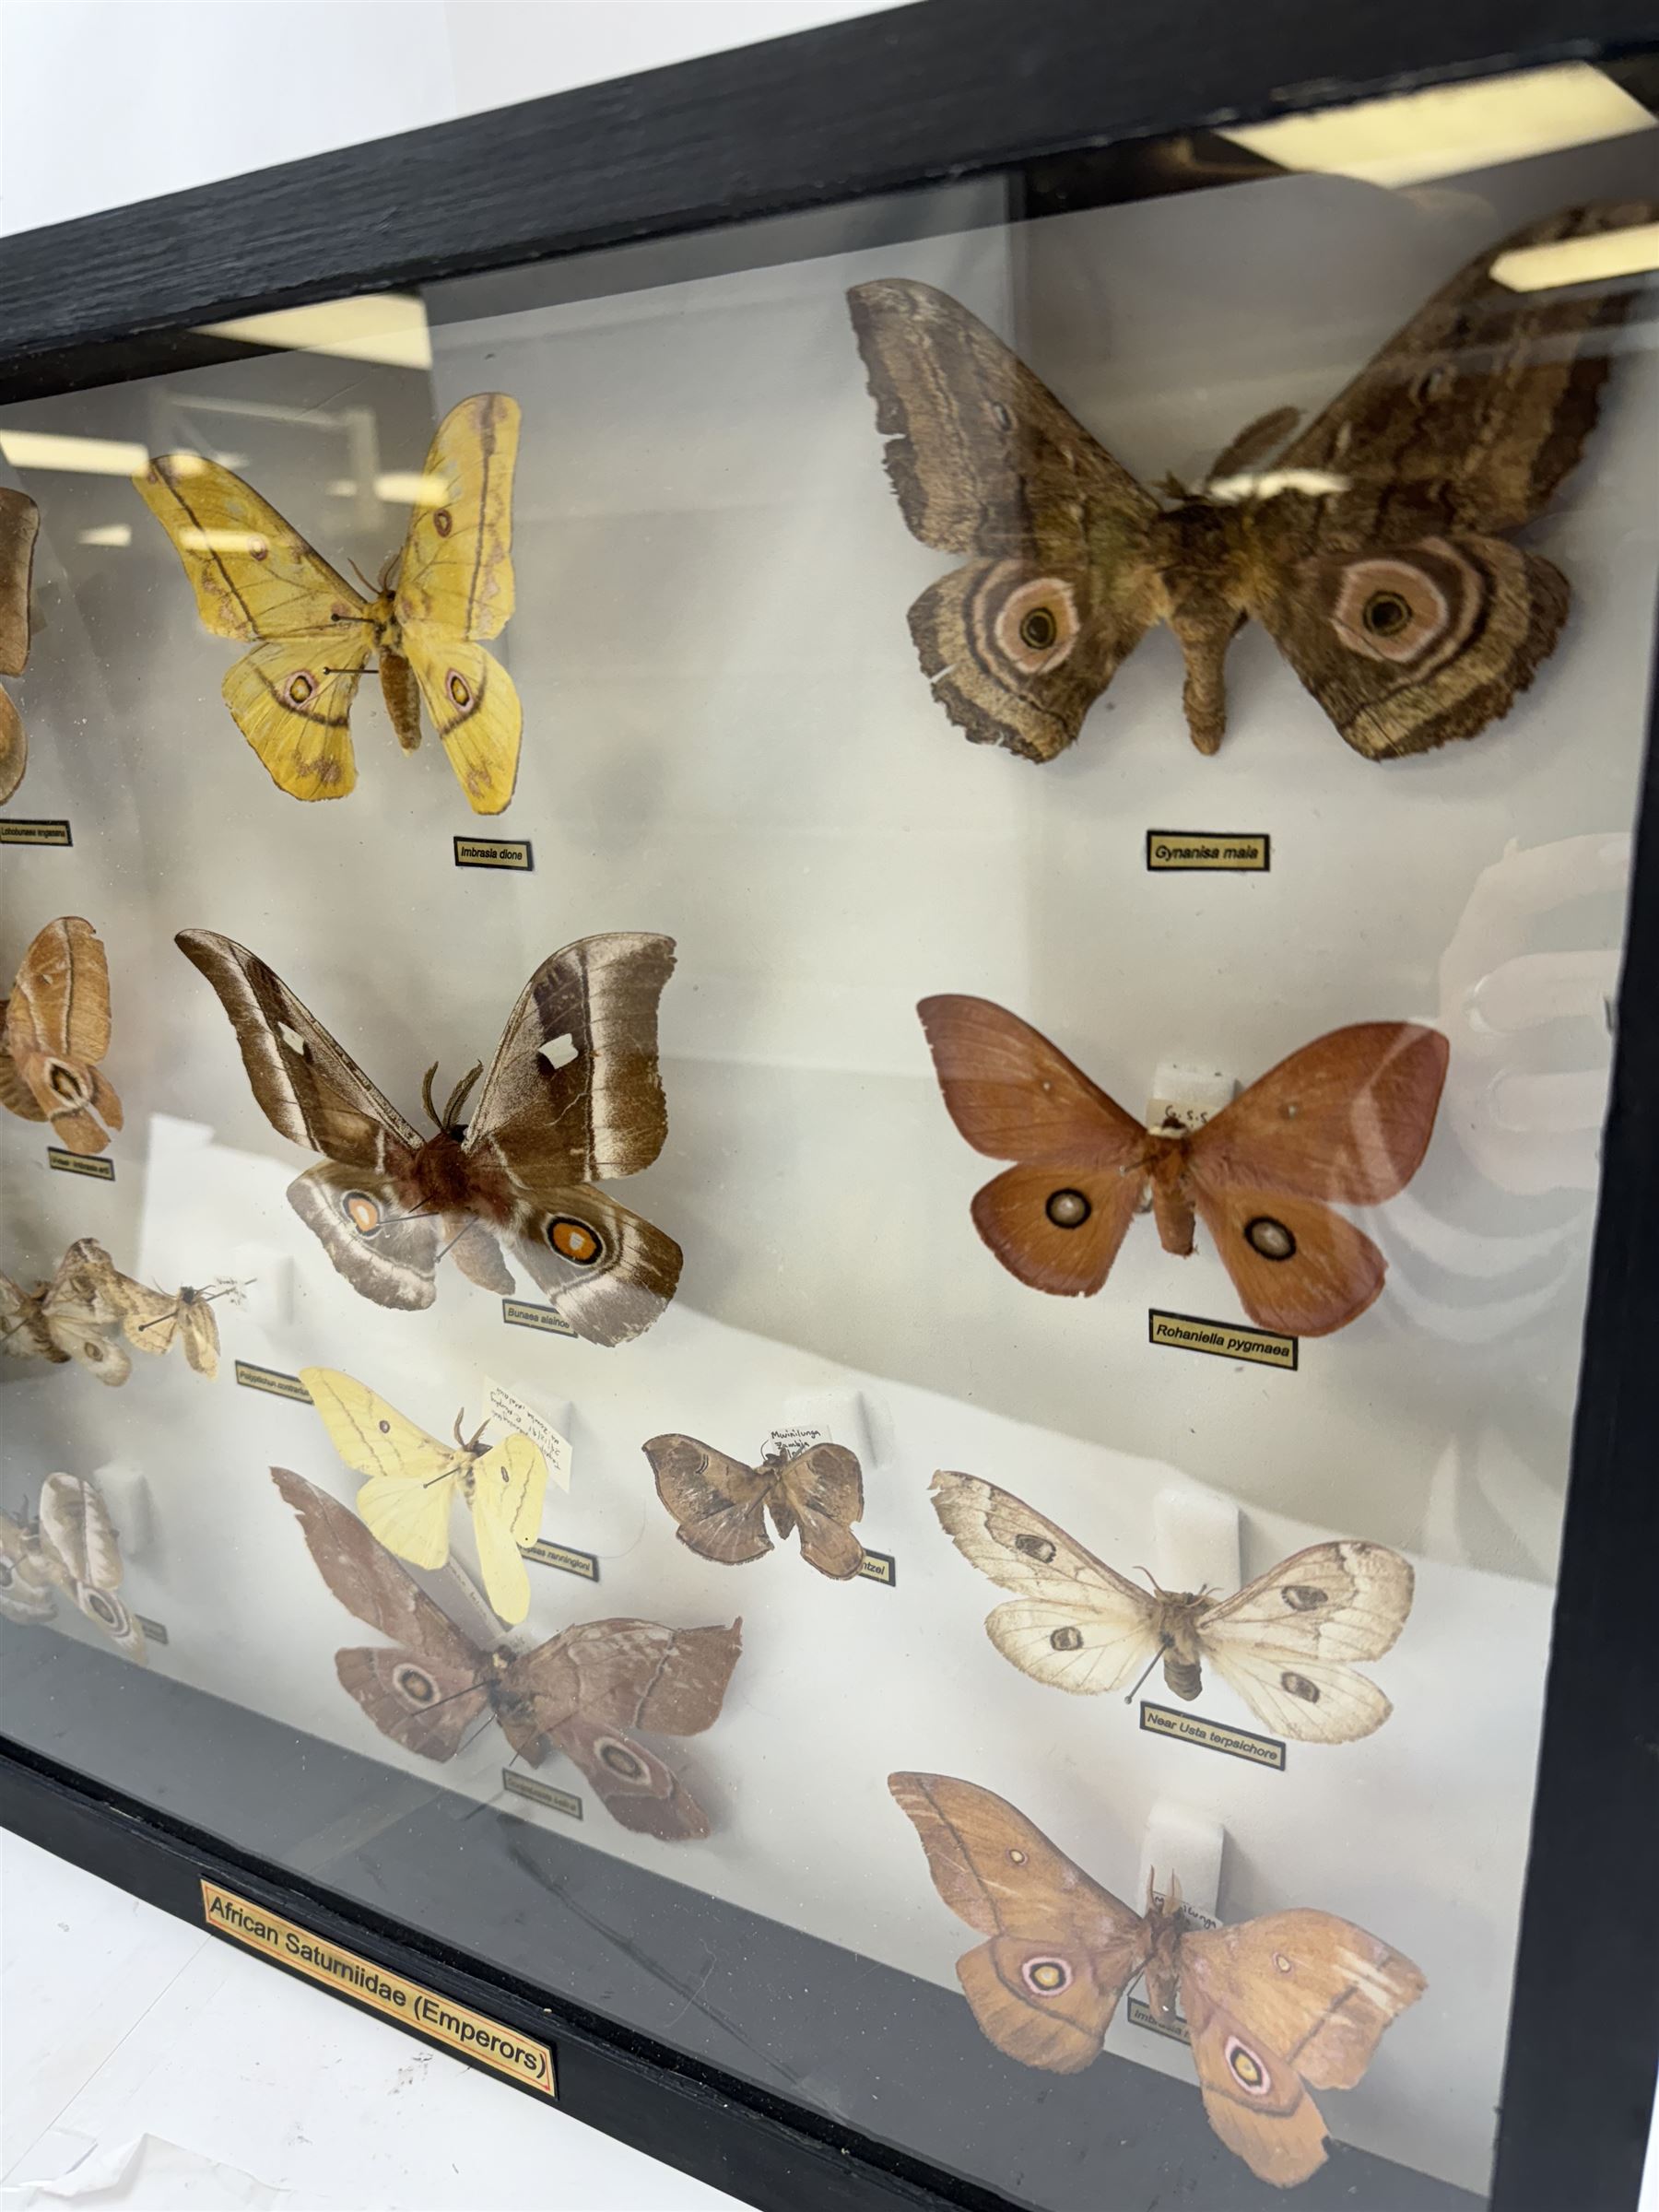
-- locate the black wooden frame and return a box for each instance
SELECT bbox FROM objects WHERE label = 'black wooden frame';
[2,3,1657,2207]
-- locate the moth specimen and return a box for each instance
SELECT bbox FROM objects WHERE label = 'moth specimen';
[80,1241,238,1380]
[177,929,681,1344]
[273,1467,739,1838]
[0,1474,146,1662]
[918,997,1448,1336]
[303,1367,548,1627]
[135,394,522,811]
[931,1471,1412,1742]
[643,1433,865,1581]
[0,918,123,1155]
[0,487,40,803]
[849,202,1655,762]
[1,1241,133,1385]
[893,1772,1423,2188]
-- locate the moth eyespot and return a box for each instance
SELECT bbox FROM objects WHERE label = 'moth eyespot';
[1050,1625,1084,1652]
[86,1591,119,1627]
[1362,590,1410,638]
[285,671,316,705]
[1019,606,1059,651]
[1045,1188,1091,1230]
[1281,1670,1320,1703]
[992,573,1080,674]
[48,1064,88,1102]
[343,1192,382,1237]
[1244,1216,1296,1262]
[989,401,1014,431]
[1282,1583,1327,1611]
[82,1340,106,1363]
[597,1738,645,1781]
[1224,2036,1270,2094]
[1007,1849,1028,1865]
[1274,1952,1293,1974]
[393,1664,438,1706]
[433,509,453,537]
[1015,1533,1057,1563]
[249,536,269,562]
[378,1419,392,1435]
[1021,1956,1073,1996]
[547,1218,603,1266]
[446,670,473,710]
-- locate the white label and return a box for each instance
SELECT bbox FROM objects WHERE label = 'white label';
[764,1422,828,1458]
[483,1379,572,1490]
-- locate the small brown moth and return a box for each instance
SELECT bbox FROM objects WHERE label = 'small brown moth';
[0,487,40,802]
[178,930,681,1343]
[0,1240,132,1385]
[273,1467,740,1838]
[918,997,1447,1336]
[850,203,1655,762]
[0,919,124,1155]
[893,1772,1423,2188]
[931,1471,1413,1741]
[643,1434,865,1580]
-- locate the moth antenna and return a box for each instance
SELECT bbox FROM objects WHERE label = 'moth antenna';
[453,1409,467,1449]
[441,1062,484,1131]
[466,1418,489,1453]
[420,1063,444,1130]
[1146,1866,1159,1913]
[348,558,377,596]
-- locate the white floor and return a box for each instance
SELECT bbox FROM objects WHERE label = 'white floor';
[0,1831,739,2211]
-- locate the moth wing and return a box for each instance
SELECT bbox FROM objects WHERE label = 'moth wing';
[394,394,519,639]
[9,916,112,1062]
[175,930,421,1167]
[43,1310,131,1385]
[0,1273,56,1362]
[776,1443,865,1580]
[466,1435,548,1626]
[918,995,1146,1163]
[177,1295,220,1377]
[1201,1542,1412,1742]
[399,629,521,817]
[1179,1912,1425,2184]
[0,486,40,677]
[221,630,371,803]
[300,1369,458,1572]
[114,1282,180,1354]
[642,1435,773,1564]
[269,1465,483,1671]
[46,1241,124,1326]
[0,1510,56,1624]
[470,934,676,1185]
[0,688,24,804]
[134,455,366,640]
[290,1168,441,1312]
[506,1194,681,1347]
[930,1470,1160,1691]
[335,1646,488,1762]
[535,1710,711,1839]
[38,1474,121,1589]
[1188,1181,1387,1337]
[890,1772,1148,2073]
[446,1218,515,1294]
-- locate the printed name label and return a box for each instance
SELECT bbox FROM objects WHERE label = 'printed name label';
[134,1615,169,1645]
[0,819,71,847]
[857,1548,897,1587]
[1146,830,1269,873]
[234,1359,312,1403]
[202,1882,553,2093]
[1140,1700,1287,1771]
[501,1299,576,1339]
[520,1538,599,1583]
[1148,1309,1297,1371]
[1127,1995,1189,2042]
[502,1770,582,1820]
[454,836,533,872]
[48,1149,113,1181]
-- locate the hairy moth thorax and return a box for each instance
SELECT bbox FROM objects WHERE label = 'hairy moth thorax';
[1149,1587,1210,1701]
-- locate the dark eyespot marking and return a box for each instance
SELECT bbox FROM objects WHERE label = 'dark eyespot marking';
[1021,1956,1073,1996]
[81,1340,107,1364]
[598,1739,646,1781]
[1050,1625,1084,1652]
[344,1192,382,1237]
[49,1065,88,1102]
[1244,1216,1295,1261]
[547,1218,602,1266]
[1015,1533,1056,1563]
[86,1591,120,1627]
[378,1419,392,1435]
[432,509,453,537]
[393,1665,438,1706]
[1225,2036,1270,2094]
[1007,1848,1028,1865]
[1362,590,1410,637]
[249,536,270,562]
[1281,1670,1320,1703]
[1019,606,1058,651]
[446,670,473,710]
[1046,1188,1091,1230]
[1282,1584,1327,1612]
[285,670,316,706]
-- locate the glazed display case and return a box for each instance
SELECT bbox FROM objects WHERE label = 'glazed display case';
[1,6,1656,2208]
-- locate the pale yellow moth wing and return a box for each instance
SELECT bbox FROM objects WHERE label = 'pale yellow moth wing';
[44,1310,131,1387]
[300,1366,459,1570]
[394,394,520,640]
[467,1435,547,1627]
[178,1295,221,1378]
[399,629,521,815]
[1200,1541,1414,1743]
[222,631,372,803]
[134,457,366,641]
[930,1470,1160,1693]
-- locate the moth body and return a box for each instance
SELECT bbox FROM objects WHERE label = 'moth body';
[1149,1588,1210,1700]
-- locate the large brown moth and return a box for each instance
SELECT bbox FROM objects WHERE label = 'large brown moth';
[0,1240,132,1385]
[0,486,40,803]
[273,1467,739,1838]
[893,1772,1424,2188]
[0,918,124,1155]
[177,930,682,1344]
[918,996,1448,1336]
[930,1471,1413,1742]
[642,1433,865,1581]
[0,1474,147,1661]
[849,203,1655,762]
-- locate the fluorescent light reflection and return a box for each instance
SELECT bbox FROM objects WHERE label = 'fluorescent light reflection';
[77,524,132,547]
[1493,220,1659,291]
[0,430,148,476]
[196,294,432,371]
